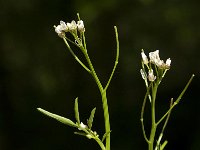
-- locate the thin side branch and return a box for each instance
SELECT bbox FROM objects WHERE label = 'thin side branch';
[63,38,91,73]
[157,74,195,125]
[104,26,119,91]
[140,85,151,143]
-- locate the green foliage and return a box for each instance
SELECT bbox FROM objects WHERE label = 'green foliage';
[87,107,96,129]
[37,108,77,128]
[74,97,80,124]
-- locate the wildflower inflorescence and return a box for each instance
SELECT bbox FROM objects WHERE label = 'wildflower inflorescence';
[140,49,171,83]
[54,20,85,38]
[149,50,171,69]
[140,49,194,150]
[38,14,195,150]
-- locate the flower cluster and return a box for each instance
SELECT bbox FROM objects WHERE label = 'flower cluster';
[141,50,171,69]
[54,20,85,38]
[140,50,171,82]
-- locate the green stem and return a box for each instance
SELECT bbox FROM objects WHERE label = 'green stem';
[95,137,106,150]
[104,26,119,91]
[80,46,103,91]
[175,74,195,104]
[80,46,110,150]
[101,90,111,150]
[69,25,120,150]
[161,98,173,134]
[63,38,91,73]
[156,99,174,126]
[155,99,173,150]
[156,74,195,126]
[149,83,158,150]
[141,85,151,143]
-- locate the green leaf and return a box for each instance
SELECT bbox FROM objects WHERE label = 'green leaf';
[74,97,80,124]
[87,107,96,129]
[102,130,111,142]
[37,108,77,128]
[74,131,87,137]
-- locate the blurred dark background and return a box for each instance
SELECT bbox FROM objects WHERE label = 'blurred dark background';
[0,0,200,149]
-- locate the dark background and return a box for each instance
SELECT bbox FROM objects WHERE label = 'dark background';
[0,0,200,149]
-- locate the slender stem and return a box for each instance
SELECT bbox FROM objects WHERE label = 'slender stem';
[64,35,109,149]
[79,45,110,150]
[101,90,111,150]
[156,101,176,126]
[82,32,87,49]
[99,26,119,149]
[105,26,119,91]
[77,126,106,150]
[80,46,103,91]
[66,24,120,150]
[175,74,195,104]
[157,74,195,126]
[155,133,163,150]
[95,137,106,150]
[156,98,173,126]
[141,84,152,143]
[149,83,158,150]
[155,99,173,150]
[161,98,173,133]
[63,38,91,73]
[160,141,168,150]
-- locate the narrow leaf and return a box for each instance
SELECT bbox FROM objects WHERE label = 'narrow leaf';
[74,97,80,124]
[87,107,96,129]
[102,130,111,142]
[37,108,77,128]
[74,131,87,137]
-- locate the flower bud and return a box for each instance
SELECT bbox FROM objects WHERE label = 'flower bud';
[67,20,77,32]
[60,21,68,32]
[54,21,68,38]
[54,25,65,38]
[77,20,85,33]
[148,69,156,82]
[141,50,148,65]
[86,134,93,139]
[165,58,171,68]
[78,122,87,131]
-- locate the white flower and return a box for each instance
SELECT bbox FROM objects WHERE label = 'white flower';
[54,25,65,38]
[148,69,156,82]
[54,21,68,38]
[77,20,85,32]
[60,21,68,31]
[78,122,87,130]
[149,50,171,69]
[149,50,162,66]
[67,20,77,31]
[165,58,171,68]
[55,25,62,34]
[141,50,148,65]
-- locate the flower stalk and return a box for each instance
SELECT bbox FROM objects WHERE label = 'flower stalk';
[37,13,194,150]
[38,14,119,150]
[140,49,194,150]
